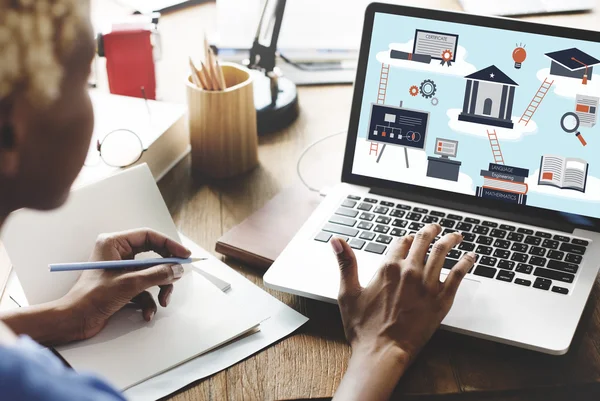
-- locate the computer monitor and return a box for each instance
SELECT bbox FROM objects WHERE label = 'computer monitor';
[343,3,600,223]
[434,138,458,158]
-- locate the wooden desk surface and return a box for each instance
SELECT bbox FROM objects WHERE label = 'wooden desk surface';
[90,1,600,400]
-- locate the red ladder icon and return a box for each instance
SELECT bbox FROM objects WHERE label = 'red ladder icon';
[519,78,554,126]
[487,129,505,165]
[369,142,379,155]
[370,63,390,156]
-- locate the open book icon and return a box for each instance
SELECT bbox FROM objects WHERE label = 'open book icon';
[538,155,589,193]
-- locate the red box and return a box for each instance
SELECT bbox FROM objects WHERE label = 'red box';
[102,29,156,99]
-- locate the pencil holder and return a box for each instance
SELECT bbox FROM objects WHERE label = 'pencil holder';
[186,62,259,179]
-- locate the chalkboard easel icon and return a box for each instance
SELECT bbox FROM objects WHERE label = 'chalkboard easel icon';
[372,101,428,168]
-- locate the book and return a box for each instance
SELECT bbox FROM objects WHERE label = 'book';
[488,163,530,178]
[216,186,323,270]
[476,186,528,205]
[1,165,265,390]
[480,169,526,183]
[482,178,528,194]
[74,92,190,188]
[538,155,589,193]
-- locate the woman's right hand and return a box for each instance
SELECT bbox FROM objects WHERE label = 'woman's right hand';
[331,224,476,401]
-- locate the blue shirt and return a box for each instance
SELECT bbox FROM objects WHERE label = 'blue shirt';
[0,336,125,401]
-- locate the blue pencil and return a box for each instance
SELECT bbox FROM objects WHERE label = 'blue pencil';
[49,257,206,272]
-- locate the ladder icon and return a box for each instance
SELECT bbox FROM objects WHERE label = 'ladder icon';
[519,78,554,126]
[371,63,390,156]
[377,63,390,104]
[487,129,505,165]
[369,142,379,156]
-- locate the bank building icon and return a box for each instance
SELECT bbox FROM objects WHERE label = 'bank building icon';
[458,65,518,129]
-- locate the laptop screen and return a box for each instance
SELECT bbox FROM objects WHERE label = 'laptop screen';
[350,9,600,222]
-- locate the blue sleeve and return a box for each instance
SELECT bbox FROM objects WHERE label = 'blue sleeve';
[0,336,126,401]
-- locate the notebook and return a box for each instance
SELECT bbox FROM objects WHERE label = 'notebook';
[215,186,323,270]
[1,164,265,390]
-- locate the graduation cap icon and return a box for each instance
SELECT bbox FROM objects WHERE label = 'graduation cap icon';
[546,48,600,85]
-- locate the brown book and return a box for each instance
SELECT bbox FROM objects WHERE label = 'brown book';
[216,186,323,270]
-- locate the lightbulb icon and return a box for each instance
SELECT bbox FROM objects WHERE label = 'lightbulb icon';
[513,43,527,69]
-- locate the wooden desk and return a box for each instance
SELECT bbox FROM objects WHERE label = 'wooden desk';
[97,1,600,400]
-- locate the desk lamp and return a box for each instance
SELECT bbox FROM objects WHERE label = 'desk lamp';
[246,0,299,134]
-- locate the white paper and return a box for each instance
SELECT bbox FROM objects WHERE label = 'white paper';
[58,269,260,390]
[123,234,309,401]
[2,165,182,305]
[0,165,266,391]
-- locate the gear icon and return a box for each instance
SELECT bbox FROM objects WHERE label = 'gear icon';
[419,79,437,98]
[431,97,439,106]
[409,85,419,96]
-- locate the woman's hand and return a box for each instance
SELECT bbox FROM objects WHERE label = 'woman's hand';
[0,228,191,346]
[331,224,476,401]
[62,228,191,341]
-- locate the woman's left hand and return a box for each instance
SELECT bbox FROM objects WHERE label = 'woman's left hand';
[62,228,191,341]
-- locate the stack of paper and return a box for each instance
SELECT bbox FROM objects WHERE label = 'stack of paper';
[0,242,11,305]
[1,164,306,395]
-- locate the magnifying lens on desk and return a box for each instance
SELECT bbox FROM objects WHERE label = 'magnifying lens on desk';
[560,112,587,146]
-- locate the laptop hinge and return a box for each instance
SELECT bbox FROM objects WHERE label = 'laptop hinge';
[370,187,575,233]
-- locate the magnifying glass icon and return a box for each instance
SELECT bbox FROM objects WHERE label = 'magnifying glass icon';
[560,112,587,146]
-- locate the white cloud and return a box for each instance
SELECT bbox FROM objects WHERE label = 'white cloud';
[352,138,475,195]
[446,109,538,141]
[537,68,600,99]
[526,169,600,201]
[376,41,477,77]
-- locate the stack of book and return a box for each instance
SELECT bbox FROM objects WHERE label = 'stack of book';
[75,92,189,188]
[476,163,530,205]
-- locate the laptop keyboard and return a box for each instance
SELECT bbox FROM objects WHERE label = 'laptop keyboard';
[314,195,591,296]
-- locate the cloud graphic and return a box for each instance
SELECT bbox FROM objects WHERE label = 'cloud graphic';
[352,138,475,195]
[446,109,538,141]
[376,41,477,77]
[526,169,600,201]
[537,68,600,99]
[377,40,477,77]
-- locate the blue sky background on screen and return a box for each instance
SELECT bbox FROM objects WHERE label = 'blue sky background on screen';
[352,12,600,219]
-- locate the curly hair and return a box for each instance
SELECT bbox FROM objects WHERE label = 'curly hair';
[0,0,89,107]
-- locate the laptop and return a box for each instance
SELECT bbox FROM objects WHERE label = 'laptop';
[459,0,594,17]
[264,3,600,355]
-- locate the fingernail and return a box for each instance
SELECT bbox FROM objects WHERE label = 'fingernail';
[171,264,184,279]
[330,238,344,255]
[467,251,476,260]
[149,311,155,321]
[165,291,172,306]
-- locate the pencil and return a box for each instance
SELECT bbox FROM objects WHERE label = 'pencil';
[200,61,215,91]
[203,34,218,90]
[195,62,211,90]
[49,257,207,272]
[215,59,227,90]
[188,57,203,88]
[206,47,222,90]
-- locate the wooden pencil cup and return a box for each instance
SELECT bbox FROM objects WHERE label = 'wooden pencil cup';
[186,63,259,179]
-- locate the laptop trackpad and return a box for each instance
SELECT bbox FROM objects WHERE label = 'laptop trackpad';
[442,276,481,325]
